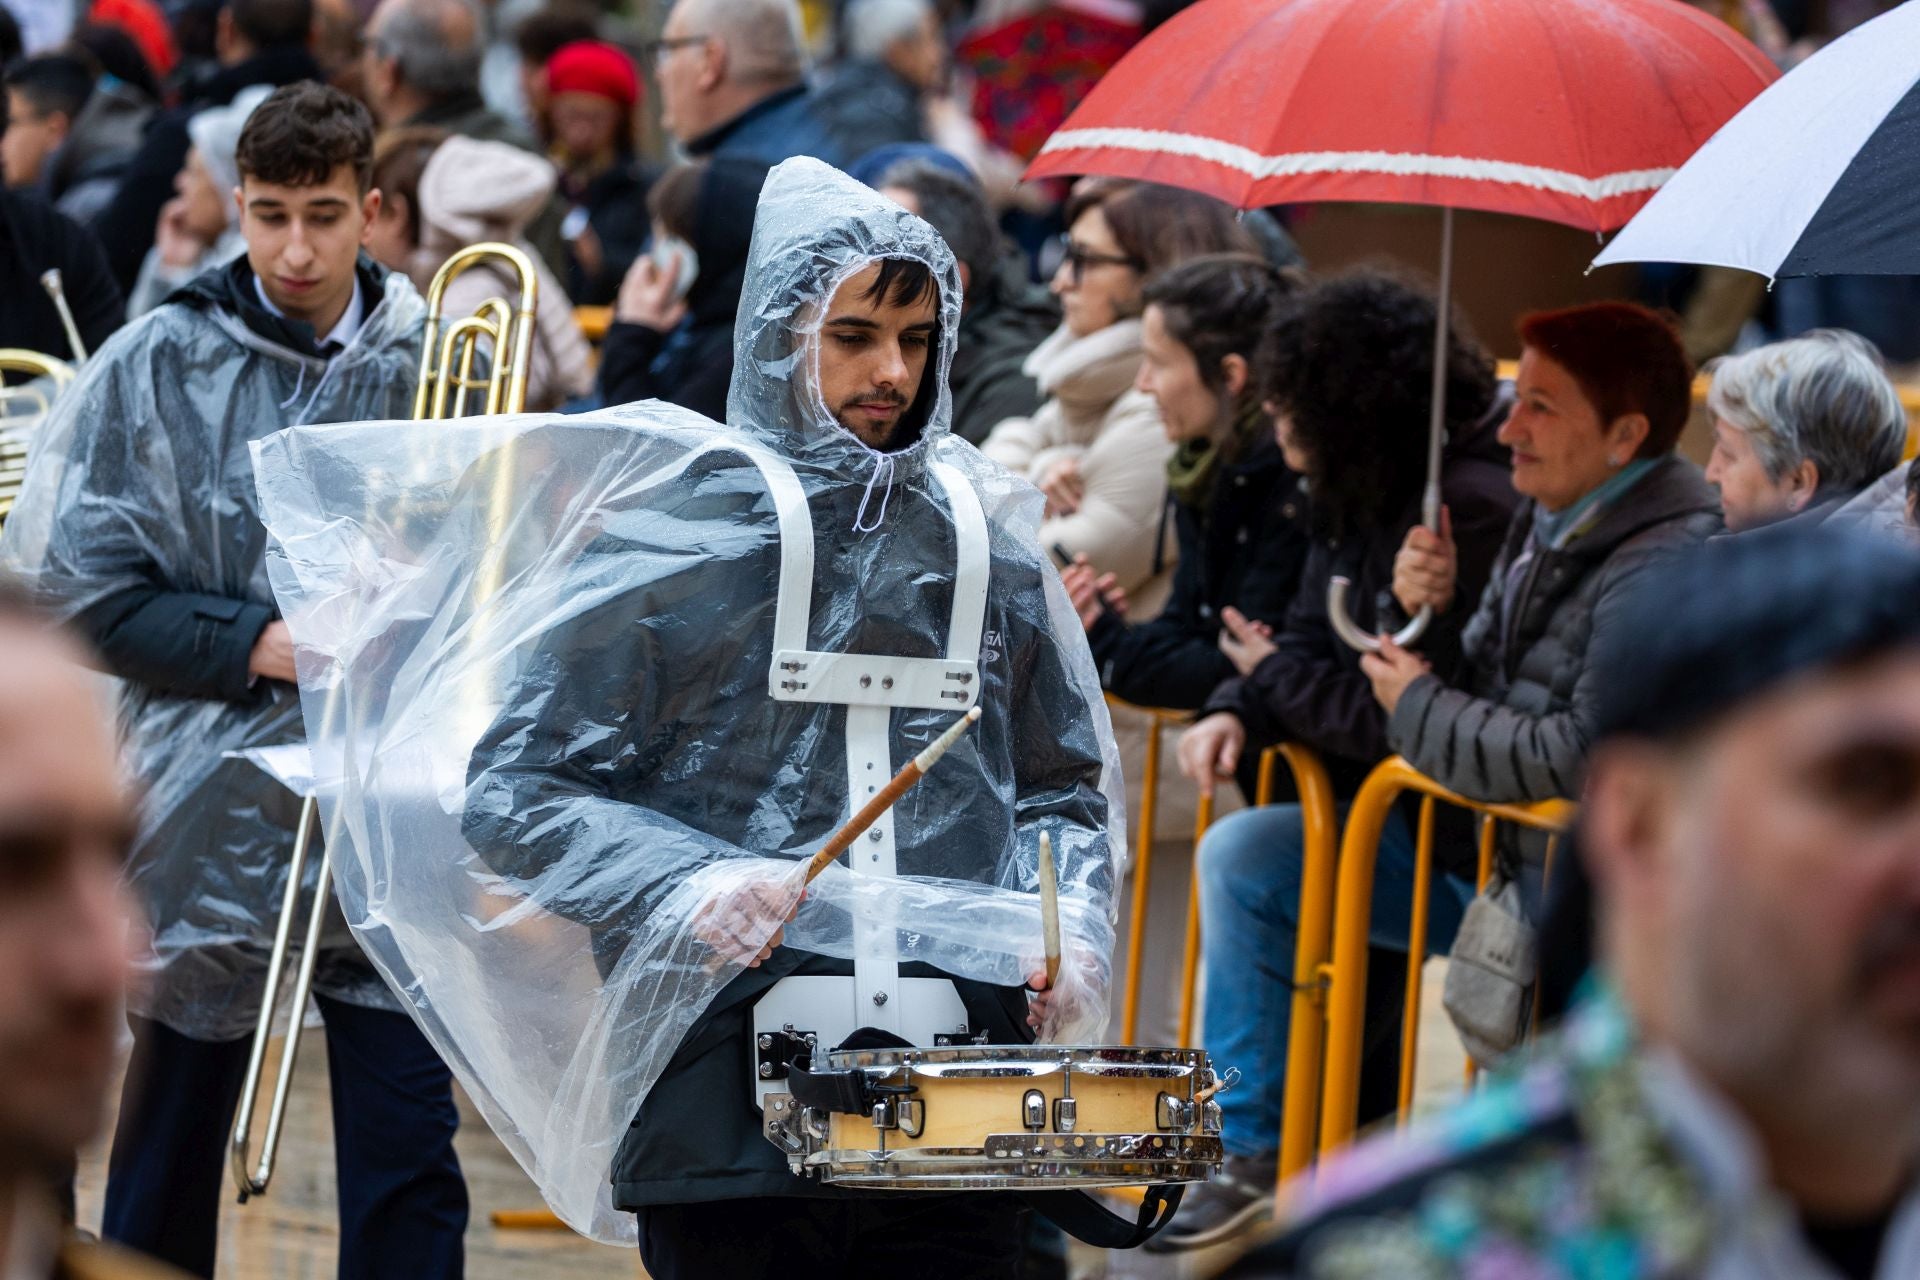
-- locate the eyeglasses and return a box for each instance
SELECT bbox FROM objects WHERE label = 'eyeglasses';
[643,34,711,66]
[1058,237,1142,284]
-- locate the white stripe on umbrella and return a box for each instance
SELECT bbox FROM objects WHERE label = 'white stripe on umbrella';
[1593,2,1920,279]
[1039,127,1677,202]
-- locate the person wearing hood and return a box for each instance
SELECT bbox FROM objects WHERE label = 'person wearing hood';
[1704,329,1909,536]
[598,154,768,420]
[90,0,319,291]
[123,84,266,317]
[2,48,152,228]
[876,154,1058,446]
[0,83,467,1279]
[248,155,1125,1271]
[981,178,1256,617]
[367,128,592,411]
[1164,271,1520,1250]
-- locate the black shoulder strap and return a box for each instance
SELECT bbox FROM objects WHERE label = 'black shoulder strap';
[1024,1184,1186,1250]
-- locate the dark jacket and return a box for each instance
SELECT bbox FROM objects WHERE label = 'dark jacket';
[0,189,123,362]
[813,59,925,165]
[598,156,769,419]
[1088,430,1309,712]
[1389,454,1722,804]
[43,78,153,229]
[1202,406,1518,794]
[685,83,848,169]
[93,46,319,291]
[74,253,399,692]
[949,252,1057,446]
[562,154,657,306]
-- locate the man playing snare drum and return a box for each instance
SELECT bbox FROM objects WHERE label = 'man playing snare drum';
[254,156,1127,1277]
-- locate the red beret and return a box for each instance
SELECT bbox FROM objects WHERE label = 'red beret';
[546,40,641,109]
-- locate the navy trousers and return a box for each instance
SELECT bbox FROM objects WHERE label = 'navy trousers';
[102,994,467,1279]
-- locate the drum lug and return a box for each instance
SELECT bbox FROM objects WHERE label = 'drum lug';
[1052,1096,1077,1133]
[898,1098,925,1138]
[1022,1088,1047,1131]
[1156,1091,1193,1132]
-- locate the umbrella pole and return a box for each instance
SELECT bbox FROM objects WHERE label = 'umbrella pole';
[1322,206,1453,654]
[1423,206,1454,531]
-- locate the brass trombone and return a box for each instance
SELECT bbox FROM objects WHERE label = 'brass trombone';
[229,242,539,1202]
[0,349,77,528]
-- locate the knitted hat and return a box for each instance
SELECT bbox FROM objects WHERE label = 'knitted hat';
[545,40,640,108]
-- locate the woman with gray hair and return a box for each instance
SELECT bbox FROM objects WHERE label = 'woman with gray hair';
[1705,329,1908,533]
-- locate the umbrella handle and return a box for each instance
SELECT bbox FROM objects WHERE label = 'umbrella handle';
[1327,576,1430,653]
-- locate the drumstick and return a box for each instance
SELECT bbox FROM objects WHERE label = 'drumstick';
[802,706,981,885]
[1039,831,1061,989]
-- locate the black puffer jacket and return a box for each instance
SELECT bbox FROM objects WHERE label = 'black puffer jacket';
[1201,404,1518,795]
[1089,430,1309,713]
[1389,454,1722,804]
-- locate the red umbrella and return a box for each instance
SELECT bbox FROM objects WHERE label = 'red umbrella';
[1027,0,1776,230]
[1027,0,1775,649]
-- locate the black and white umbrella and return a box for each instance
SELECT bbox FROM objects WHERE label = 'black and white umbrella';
[1594,1,1920,278]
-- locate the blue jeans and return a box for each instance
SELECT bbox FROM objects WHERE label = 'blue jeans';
[1197,803,1475,1158]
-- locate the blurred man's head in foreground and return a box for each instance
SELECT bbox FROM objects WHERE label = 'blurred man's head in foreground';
[0,598,136,1176]
[1584,528,1920,1212]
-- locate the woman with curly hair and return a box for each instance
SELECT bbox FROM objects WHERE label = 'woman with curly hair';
[1158,270,1520,1250]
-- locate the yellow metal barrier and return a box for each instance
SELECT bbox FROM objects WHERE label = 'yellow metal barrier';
[1312,756,1574,1161]
[1107,695,1337,1054]
[576,305,611,343]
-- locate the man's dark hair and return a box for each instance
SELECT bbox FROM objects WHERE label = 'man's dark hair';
[69,23,163,102]
[1517,302,1693,459]
[231,0,315,51]
[860,256,938,313]
[1262,269,1496,537]
[514,3,600,66]
[878,158,995,281]
[1144,253,1300,399]
[4,52,97,124]
[235,81,375,192]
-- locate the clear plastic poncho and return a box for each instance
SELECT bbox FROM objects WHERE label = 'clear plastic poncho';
[0,269,426,1038]
[251,158,1125,1244]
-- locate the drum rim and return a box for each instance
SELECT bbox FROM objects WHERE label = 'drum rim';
[818,1044,1210,1070]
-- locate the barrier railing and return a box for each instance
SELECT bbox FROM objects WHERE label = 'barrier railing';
[1303,756,1573,1163]
[1106,695,1336,1052]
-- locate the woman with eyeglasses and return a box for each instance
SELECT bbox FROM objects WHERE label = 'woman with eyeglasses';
[981,178,1255,616]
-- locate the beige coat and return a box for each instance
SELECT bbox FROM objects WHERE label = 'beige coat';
[410,136,594,412]
[980,318,1175,614]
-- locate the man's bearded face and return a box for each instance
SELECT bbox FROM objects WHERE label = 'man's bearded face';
[813,260,939,451]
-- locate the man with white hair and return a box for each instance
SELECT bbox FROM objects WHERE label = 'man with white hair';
[361,0,527,140]
[814,0,944,163]
[650,0,845,167]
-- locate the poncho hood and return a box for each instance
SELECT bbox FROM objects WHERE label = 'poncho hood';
[729,157,964,482]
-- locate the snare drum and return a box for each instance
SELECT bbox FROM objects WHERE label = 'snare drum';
[761,1043,1225,1189]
